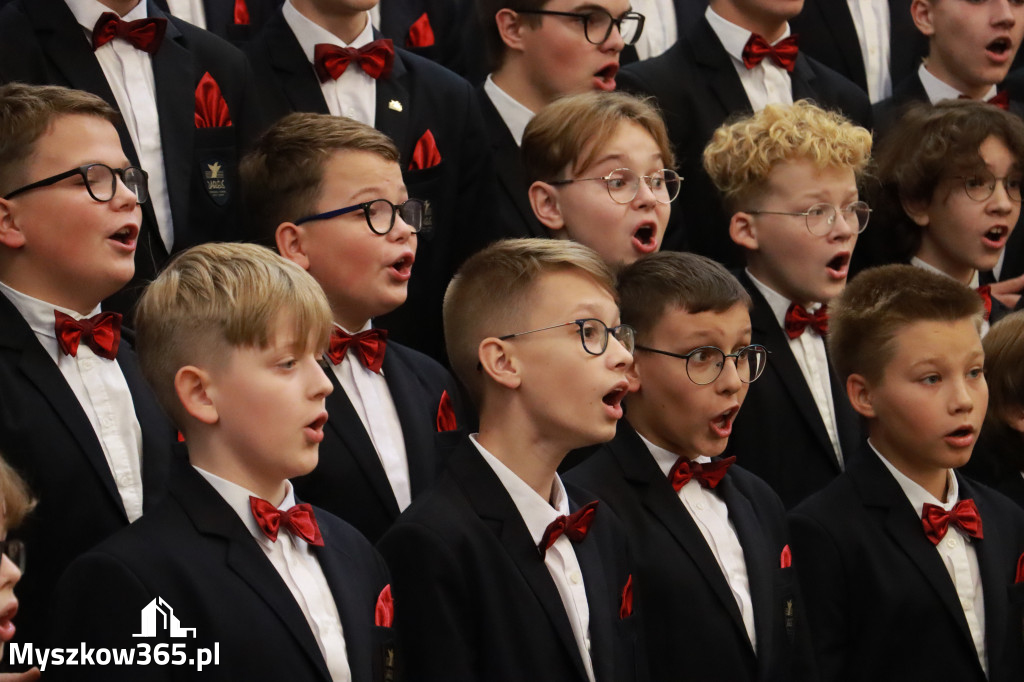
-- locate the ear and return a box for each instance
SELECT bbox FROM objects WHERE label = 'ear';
[275,222,311,270]
[174,365,219,425]
[528,181,567,232]
[495,8,527,52]
[846,373,876,419]
[1005,403,1024,434]
[0,199,27,250]
[900,196,932,228]
[910,0,936,37]
[477,337,522,390]
[729,211,758,251]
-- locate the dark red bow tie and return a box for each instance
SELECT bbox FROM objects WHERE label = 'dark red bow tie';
[921,499,983,545]
[977,285,993,322]
[325,327,388,373]
[54,310,122,360]
[784,303,829,339]
[539,500,598,554]
[959,91,1010,110]
[249,496,325,546]
[92,12,167,53]
[742,33,799,72]
[313,39,395,82]
[668,456,736,491]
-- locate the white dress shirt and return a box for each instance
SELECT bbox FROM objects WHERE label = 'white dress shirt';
[641,433,757,650]
[872,443,987,675]
[194,468,352,682]
[471,435,596,682]
[919,63,998,104]
[747,270,844,468]
[165,0,206,29]
[847,0,891,103]
[631,0,677,61]
[483,74,536,146]
[911,258,990,337]
[284,1,377,126]
[67,0,176,253]
[328,323,411,511]
[706,6,794,113]
[0,282,145,521]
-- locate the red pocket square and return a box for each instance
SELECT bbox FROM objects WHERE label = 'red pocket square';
[406,12,435,48]
[233,0,249,25]
[408,129,441,171]
[194,72,232,128]
[1016,552,1024,584]
[780,544,792,569]
[436,390,457,432]
[375,584,394,627]
[619,574,633,619]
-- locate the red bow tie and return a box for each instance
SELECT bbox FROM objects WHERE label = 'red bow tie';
[784,303,829,339]
[313,39,395,82]
[959,91,1010,110]
[668,456,736,491]
[742,33,799,72]
[325,328,388,373]
[921,499,983,545]
[92,12,167,53]
[976,285,993,321]
[539,500,598,554]
[54,310,122,360]
[249,496,325,546]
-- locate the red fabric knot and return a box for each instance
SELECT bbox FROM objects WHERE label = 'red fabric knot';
[784,303,829,339]
[249,496,325,546]
[976,285,993,322]
[742,33,799,72]
[325,328,388,373]
[313,39,395,82]
[54,310,122,360]
[539,500,599,554]
[375,584,395,627]
[921,499,983,545]
[92,12,167,53]
[959,91,1010,110]
[194,72,233,128]
[668,456,735,492]
[1016,552,1024,584]
[233,0,250,25]
[619,574,633,619]
[406,12,435,48]
[436,390,457,432]
[780,544,792,569]
[409,129,442,171]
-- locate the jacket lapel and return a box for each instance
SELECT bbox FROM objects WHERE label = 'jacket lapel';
[962,475,1010,675]
[117,345,171,510]
[572,497,614,682]
[265,10,331,114]
[381,348,438,495]
[790,54,819,102]
[315,533,373,682]
[374,46,415,162]
[691,19,753,116]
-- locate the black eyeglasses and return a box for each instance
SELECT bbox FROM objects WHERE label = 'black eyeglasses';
[294,198,431,235]
[954,171,1023,202]
[3,163,149,204]
[636,344,769,385]
[512,8,645,45]
[745,201,871,236]
[0,539,25,573]
[499,318,636,355]
[549,168,681,204]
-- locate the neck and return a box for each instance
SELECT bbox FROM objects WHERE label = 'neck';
[625,412,700,461]
[924,58,995,101]
[476,408,565,501]
[0,268,105,317]
[189,440,291,505]
[915,248,976,287]
[491,66,545,115]
[291,0,369,44]
[710,1,788,42]
[99,0,142,16]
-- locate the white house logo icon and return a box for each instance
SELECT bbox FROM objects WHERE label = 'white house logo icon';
[132,598,197,639]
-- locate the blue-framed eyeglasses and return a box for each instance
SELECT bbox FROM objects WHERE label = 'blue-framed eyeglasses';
[294,198,431,235]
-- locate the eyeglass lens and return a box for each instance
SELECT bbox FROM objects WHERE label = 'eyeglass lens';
[0,539,26,573]
[686,346,767,385]
[85,164,149,203]
[579,319,636,355]
[605,169,681,204]
[804,202,870,236]
[365,199,426,234]
[583,10,643,45]
[963,171,1023,202]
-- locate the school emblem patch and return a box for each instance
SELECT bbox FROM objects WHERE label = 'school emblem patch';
[201,158,229,206]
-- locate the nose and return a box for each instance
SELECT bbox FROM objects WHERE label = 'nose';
[111,174,140,210]
[829,207,857,240]
[987,179,1015,214]
[949,377,977,415]
[992,0,1015,24]
[601,21,626,52]
[716,355,743,395]
[606,332,634,372]
[389,208,417,243]
[310,357,334,398]
[631,176,658,208]
[0,553,21,590]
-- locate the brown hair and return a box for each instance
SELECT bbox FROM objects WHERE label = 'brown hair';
[0,457,35,531]
[240,112,400,245]
[617,251,750,341]
[480,0,546,71]
[444,238,617,405]
[982,310,1024,464]
[523,91,675,182]
[829,264,984,384]
[0,82,118,197]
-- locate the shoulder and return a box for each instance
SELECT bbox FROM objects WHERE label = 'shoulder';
[164,14,250,67]
[394,47,473,95]
[388,341,455,384]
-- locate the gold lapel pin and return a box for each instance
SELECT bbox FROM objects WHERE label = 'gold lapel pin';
[388,100,403,112]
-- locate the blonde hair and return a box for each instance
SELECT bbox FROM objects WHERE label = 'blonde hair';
[134,242,333,426]
[443,238,617,406]
[0,457,35,530]
[703,100,872,211]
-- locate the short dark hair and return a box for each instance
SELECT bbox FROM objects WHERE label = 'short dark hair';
[480,0,546,71]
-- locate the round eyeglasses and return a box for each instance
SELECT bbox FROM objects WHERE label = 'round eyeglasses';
[635,344,769,385]
[512,8,645,45]
[3,163,150,204]
[954,171,1023,202]
[745,201,871,236]
[0,538,26,573]
[549,168,682,205]
[294,198,431,235]
[499,318,636,356]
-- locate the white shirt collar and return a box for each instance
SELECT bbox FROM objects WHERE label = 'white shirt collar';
[483,73,536,147]
[745,268,823,329]
[0,281,102,341]
[67,0,148,32]
[918,63,997,105]
[283,0,375,64]
[870,439,959,515]
[910,256,980,289]
[705,5,791,65]
[637,431,712,479]
[193,466,299,547]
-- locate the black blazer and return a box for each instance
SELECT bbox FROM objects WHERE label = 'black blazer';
[153,0,281,45]
[617,16,872,267]
[0,294,175,650]
[790,445,1024,682]
[292,341,469,543]
[47,459,394,681]
[246,11,492,363]
[376,438,643,682]
[724,271,865,508]
[566,422,810,682]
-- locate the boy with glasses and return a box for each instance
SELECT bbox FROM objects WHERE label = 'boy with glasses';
[0,82,173,652]
[567,251,812,682]
[703,100,872,508]
[241,112,468,544]
[378,238,642,682]
[523,91,677,268]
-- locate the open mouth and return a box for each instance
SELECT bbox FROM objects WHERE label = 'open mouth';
[987,37,1013,58]
[710,406,739,438]
[109,224,138,247]
[305,412,328,444]
[826,252,851,279]
[390,254,414,278]
[944,425,976,447]
[0,602,17,642]
[594,63,619,91]
[631,223,659,254]
[602,384,628,418]
[983,224,1009,248]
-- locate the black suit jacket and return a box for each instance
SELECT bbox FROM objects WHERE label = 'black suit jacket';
[0,294,175,650]
[617,17,872,267]
[0,0,265,312]
[153,0,281,45]
[566,422,810,682]
[376,438,643,682]
[293,341,469,543]
[246,11,491,363]
[47,459,394,681]
[725,271,865,508]
[790,446,1024,682]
